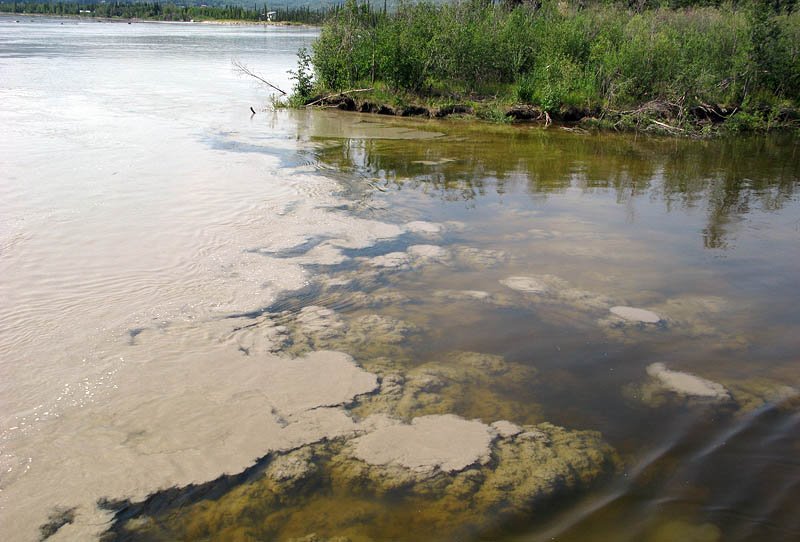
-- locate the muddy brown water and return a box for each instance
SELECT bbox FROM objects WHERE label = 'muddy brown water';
[2,16,800,542]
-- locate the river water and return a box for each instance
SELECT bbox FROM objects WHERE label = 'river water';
[1,16,799,542]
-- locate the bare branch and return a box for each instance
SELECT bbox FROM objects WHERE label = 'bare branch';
[232,59,286,96]
[304,88,374,107]
[650,119,684,133]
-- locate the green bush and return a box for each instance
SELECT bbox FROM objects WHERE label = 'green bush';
[724,111,764,132]
[288,48,315,105]
[308,0,799,121]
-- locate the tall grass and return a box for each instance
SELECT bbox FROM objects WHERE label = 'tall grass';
[309,0,800,122]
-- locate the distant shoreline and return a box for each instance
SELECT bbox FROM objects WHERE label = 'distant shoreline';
[0,13,318,27]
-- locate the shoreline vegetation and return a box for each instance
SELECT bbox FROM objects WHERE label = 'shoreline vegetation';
[286,0,800,136]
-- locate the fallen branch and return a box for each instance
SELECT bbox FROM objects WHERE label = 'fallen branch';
[613,99,679,117]
[304,88,374,107]
[232,59,286,95]
[650,119,683,132]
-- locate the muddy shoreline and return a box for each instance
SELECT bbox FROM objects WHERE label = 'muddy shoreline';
[297,91,800,137]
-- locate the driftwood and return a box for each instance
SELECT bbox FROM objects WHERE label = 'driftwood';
[613,99,683,117]
[691,101,737,122]
[650,119,683,132]
[232,59,286,95]
[304,88,374,107]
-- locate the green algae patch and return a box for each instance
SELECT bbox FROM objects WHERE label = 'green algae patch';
[279,307,420,360]
[723,379,800,414]
[623,363,732,410]
[354,351,542,425]
[624,364,800,415]
[328,418,619,536]
[109,417,618,542]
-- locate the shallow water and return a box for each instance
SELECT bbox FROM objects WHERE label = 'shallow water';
[299,129,800,541]
[2,15,800,542]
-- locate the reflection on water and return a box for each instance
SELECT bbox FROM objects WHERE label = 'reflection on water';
[316,129,799,250]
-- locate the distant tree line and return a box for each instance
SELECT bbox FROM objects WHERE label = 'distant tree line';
[0,1,331,23]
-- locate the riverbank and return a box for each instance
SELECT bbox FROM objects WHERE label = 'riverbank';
[296,0,800,137]
[295,87,800,137]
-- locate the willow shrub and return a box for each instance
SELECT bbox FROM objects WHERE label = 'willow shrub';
[311,0,800,114]
[591,7,754,106]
